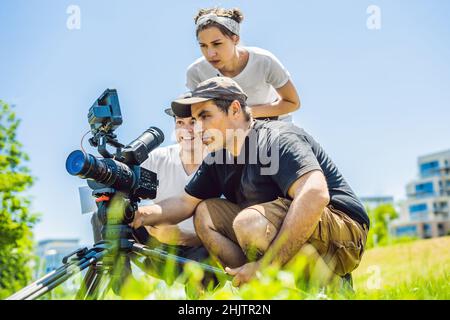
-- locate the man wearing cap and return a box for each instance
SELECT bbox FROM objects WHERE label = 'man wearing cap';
[131,77,370,287]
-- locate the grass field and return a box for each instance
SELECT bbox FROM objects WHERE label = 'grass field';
[39,236,450,300]
[350,236,450,299]
[107,236,449,300]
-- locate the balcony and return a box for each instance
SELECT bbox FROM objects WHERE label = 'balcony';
[432,206,449,220]
[407,190,435,199]
[409,210,429,221]
[419,163,450,178]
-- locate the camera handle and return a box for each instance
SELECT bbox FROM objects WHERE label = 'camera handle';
[89,131,124,159]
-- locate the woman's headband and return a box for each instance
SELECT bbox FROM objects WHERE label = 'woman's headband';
[196,13,240,36]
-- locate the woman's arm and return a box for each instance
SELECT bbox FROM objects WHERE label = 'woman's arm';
[250,80,300,118]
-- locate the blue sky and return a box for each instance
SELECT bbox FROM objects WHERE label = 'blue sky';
[1,0,449,245]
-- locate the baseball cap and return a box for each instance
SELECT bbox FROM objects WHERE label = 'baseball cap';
[164,108,175,117]
[164,92,192,118]
[171,77,248,118]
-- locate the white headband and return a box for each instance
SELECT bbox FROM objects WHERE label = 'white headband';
[196,13,240,36]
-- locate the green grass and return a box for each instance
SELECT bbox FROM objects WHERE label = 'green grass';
[119,236,450,300]
[350,236,450,299]
[39,236,450,300]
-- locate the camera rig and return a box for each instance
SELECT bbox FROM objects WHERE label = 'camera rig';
[7,89,228,300]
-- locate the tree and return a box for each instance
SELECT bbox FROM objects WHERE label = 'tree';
[365,203,398,249]
[0,100,39,299]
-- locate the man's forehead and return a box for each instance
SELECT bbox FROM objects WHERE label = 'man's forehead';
[191,100,216,117]
[175,116,194,121]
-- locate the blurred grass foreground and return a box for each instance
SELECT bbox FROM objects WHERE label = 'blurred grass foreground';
[42,236,449,300]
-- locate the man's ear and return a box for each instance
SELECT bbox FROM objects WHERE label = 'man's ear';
[230,100,241,118]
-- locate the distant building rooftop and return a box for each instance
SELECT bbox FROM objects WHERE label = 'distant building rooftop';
[418,149,450,163]
[37,239,79,246]
[360,196,394,202]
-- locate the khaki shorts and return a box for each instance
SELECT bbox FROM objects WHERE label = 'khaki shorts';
[204,197,368,276]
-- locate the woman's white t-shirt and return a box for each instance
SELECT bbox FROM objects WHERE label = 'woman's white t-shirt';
[186,46,292,121]
[140,144,196,233]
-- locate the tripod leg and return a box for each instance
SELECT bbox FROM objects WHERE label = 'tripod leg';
[25,257,100,300]
[72,243,128,300]
[7,262,75,300]
[132,243,230,279]
[8,242,112,300]
[76,263,111,300]
[7,253,99,300]
[76,265,97,299]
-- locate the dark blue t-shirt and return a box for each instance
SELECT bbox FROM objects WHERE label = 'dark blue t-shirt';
[185,120,370,228]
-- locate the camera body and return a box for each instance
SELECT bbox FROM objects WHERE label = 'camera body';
[66,88,164,211]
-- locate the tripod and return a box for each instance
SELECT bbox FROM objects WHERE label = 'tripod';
[7,192,229,300]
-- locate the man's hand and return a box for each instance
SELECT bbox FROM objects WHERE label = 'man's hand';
[130,206,151,229]
[225,261,261,287]
[146,225,202,247]
[146,225,181,244]
[129,193,201,230]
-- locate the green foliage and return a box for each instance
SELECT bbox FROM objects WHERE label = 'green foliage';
[38,236,449,300]
[365,204,399,249]
[0,100,39,299]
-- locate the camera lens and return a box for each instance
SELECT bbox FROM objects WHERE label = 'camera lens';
[66,150,135,193]
[121,127,165,165]
[66,150,89,176]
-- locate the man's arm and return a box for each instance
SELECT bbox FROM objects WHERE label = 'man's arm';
[265,169,329,266]
[130,191,202,229]
[225,170,330,286]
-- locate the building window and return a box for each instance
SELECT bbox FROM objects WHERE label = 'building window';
[396,225,418,237]
[438,223,444,236]
[445,180,450,196]
[423,224,432,238]
[409,203,427,212]
[420,161,440,177]
[415,182,434,198]
[409,203,428,221]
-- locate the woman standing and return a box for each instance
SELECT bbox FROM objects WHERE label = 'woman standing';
[186,7,300,122]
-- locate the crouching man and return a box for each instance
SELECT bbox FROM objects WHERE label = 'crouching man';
[131,77,369,288]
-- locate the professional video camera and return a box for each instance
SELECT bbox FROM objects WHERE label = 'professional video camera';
[7,89,227,300]
[65,88,163,237]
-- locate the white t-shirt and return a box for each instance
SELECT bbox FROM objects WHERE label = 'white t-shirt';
[186,46,292,121]
[140,144,196,233]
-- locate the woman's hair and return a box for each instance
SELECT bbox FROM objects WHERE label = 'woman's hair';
[194,7,244,38]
